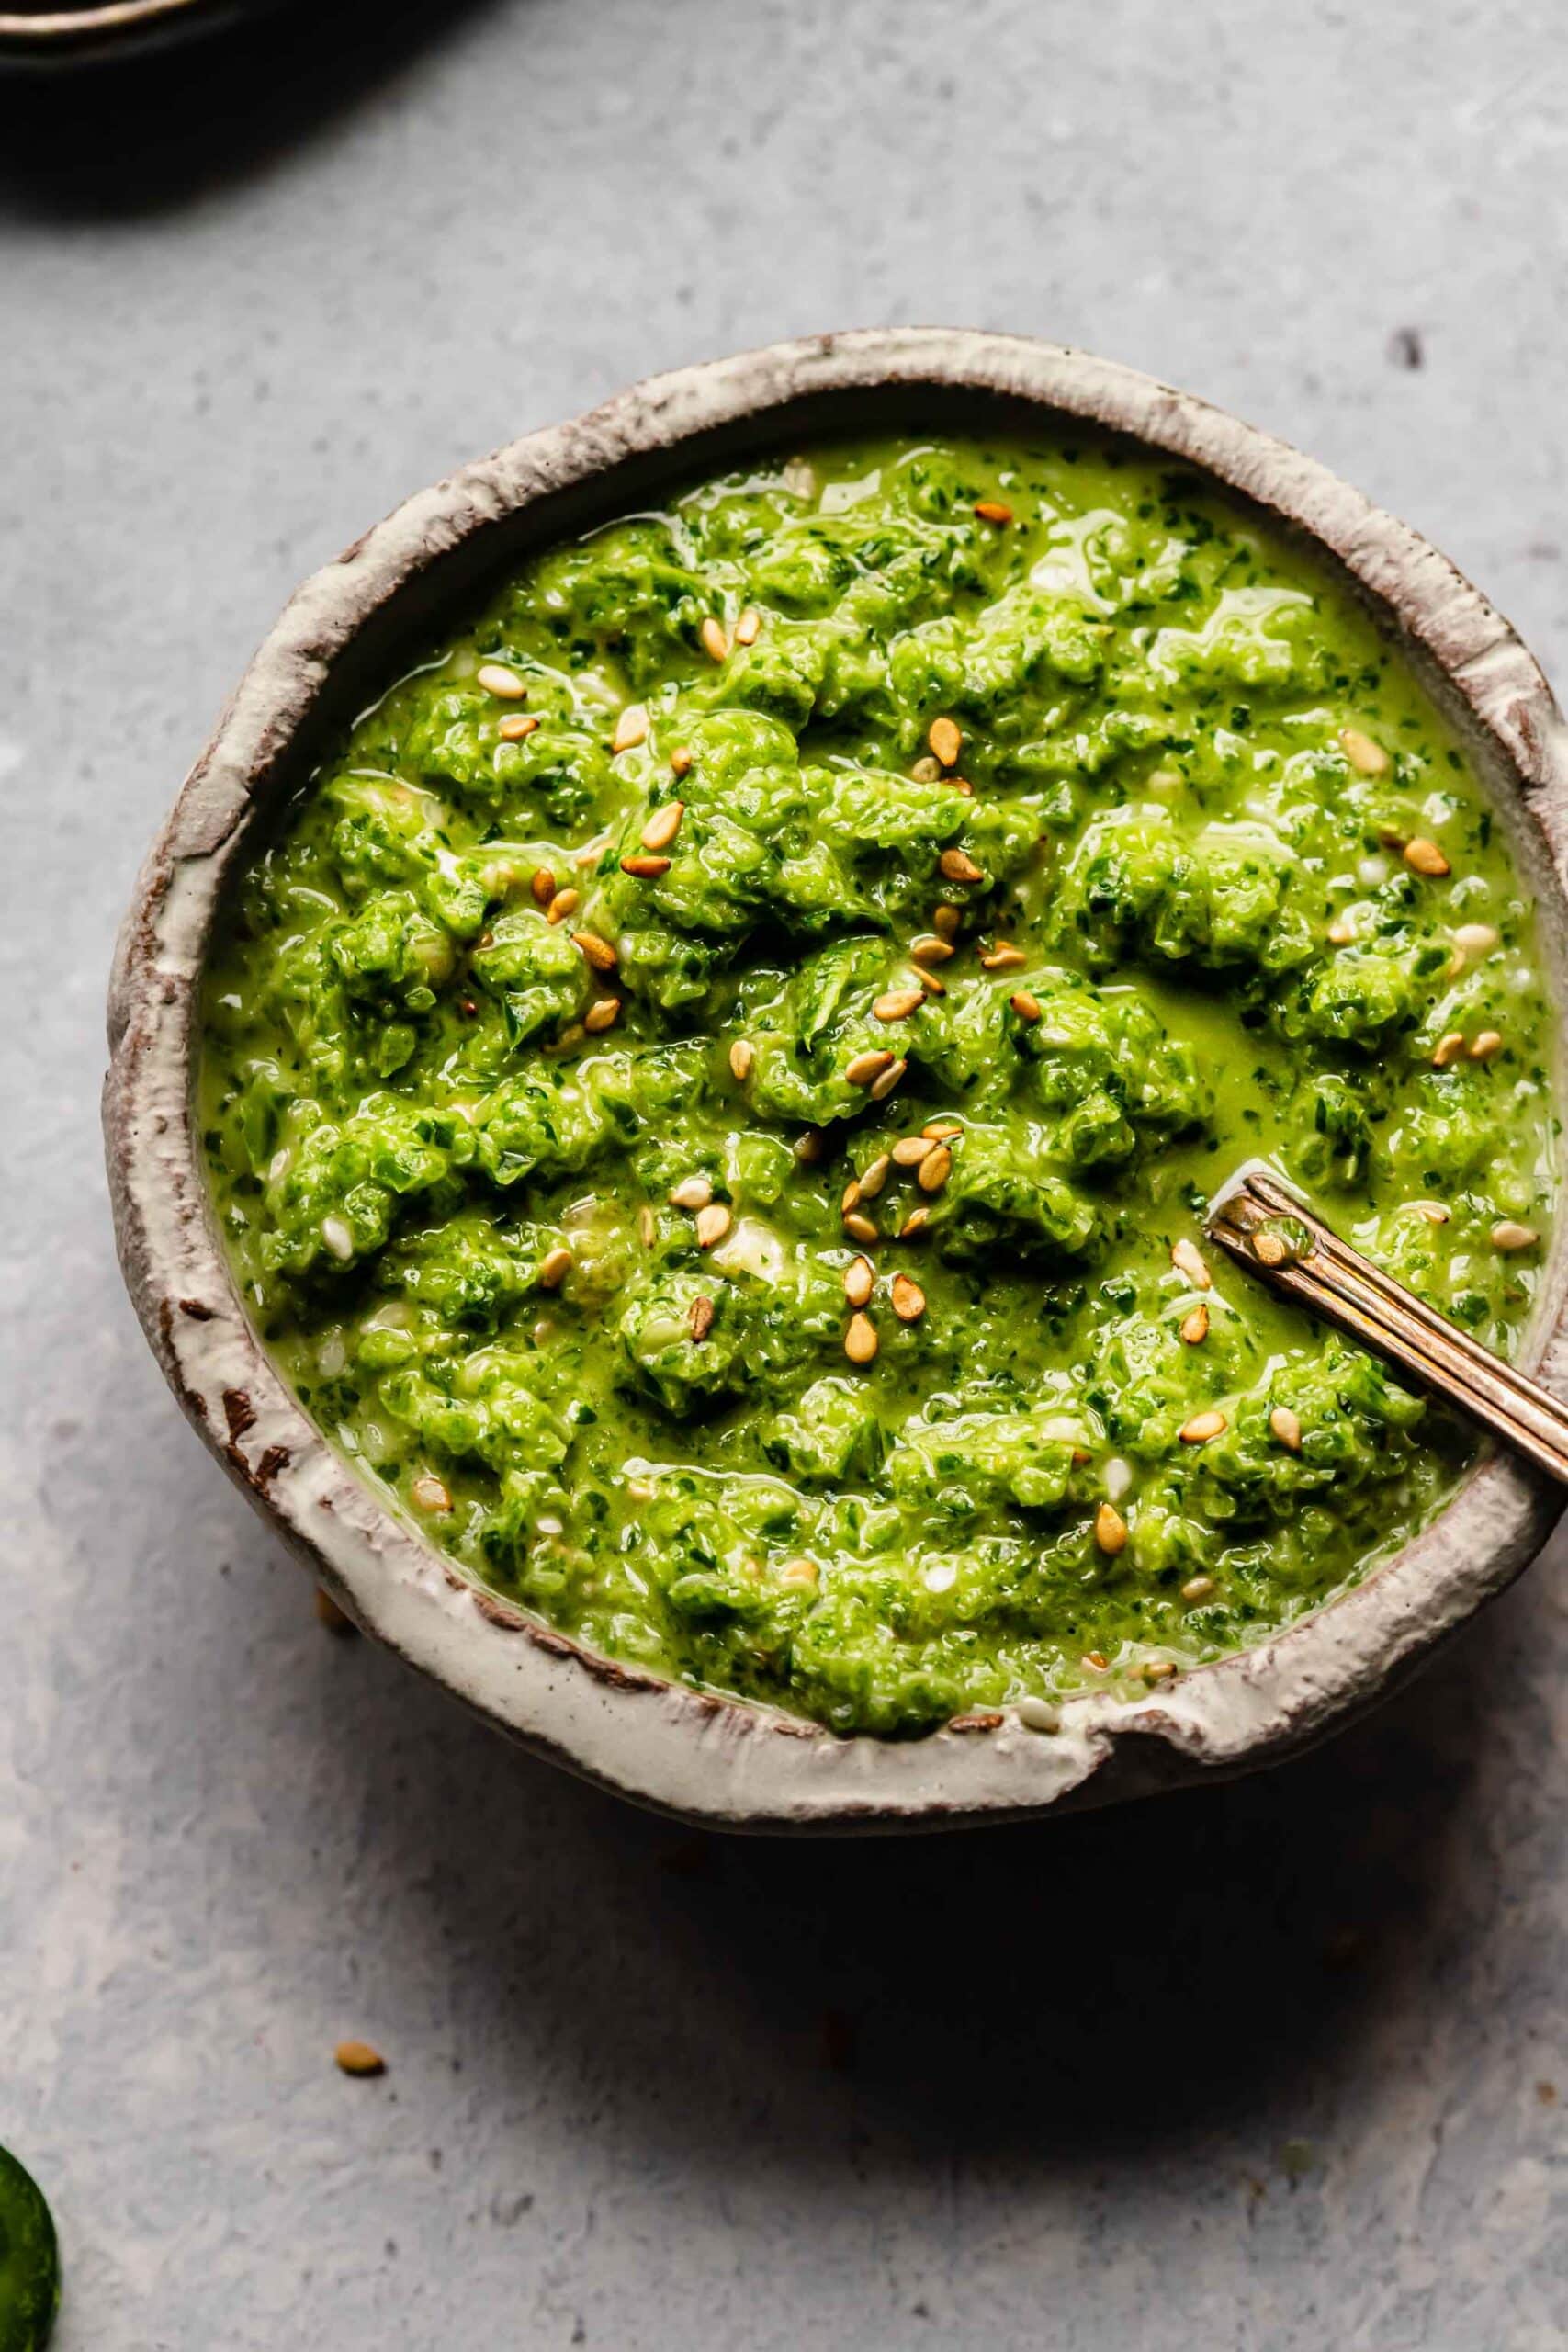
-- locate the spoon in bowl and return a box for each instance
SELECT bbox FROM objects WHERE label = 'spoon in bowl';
[1203,1159,1568,1484]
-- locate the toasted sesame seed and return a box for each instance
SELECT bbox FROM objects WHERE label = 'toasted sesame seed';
[528,866,556,909]
[321,1216,355,1261]
[909,756,942,783]
[921,1121,961,1143]
[572,929,617,972]
[918,1144,953,1193]
[844,1255,874,1307]
[641,799,685,852]
[612,703,649,753]
[582,995,621,1033]
[974,499,1014,525]
[1432,1031,1467,1069]
[841,1180,863,1216]
[1171,1237,1211,1289]
[537,1245,573,1290]
[869,1055,908,1103]
[638,1204,656,1246]
[735,606,761,646]
[916,967,946,996]
[1082,1651,1109,1672]
[688,1295,716,1342]
[1182,1575,1215,1603]
[893,1136,934,1167]
[670,1174,714,1210]
[980,944,1029,971]
[1337,725,1389,775]
[1470,1029,1504,1060]
[843,1212,879,1245]
[498,712,539,741]
[1143,1661,1178,1686]
[1095,1502,1128,1555]
[845,1310,878,1365]
[1454,922,1499,958]
[1404,837,1450,877]
[620,853,671,878]
[910,934,956,966]
[670,745,694,777]
[948,775,975,797]
[932,903,961,940]
[411,1473,452,1513]
[929,716,963,767]
[794,1127,824,1163]
[1179,1409,1227,1444]
[700,615,729,662]
[1326,914,1357,946]
[858,1154,891,1199]
[477,662,525,699]
[1179,1303,1210,1344]
[729,1039,754,1080]
[938,847,984,885]
[1252,1230,1291,1268]
[335,2040,386,2077]
[874,988,923,1022]
[1009,989,1042,1024]
[899,1207,930,1238]
[1269,1406,1303,1452]
[694,1204,731,1250]
[546,888,580,925]
[845,1047,895,1086]
[1491,1220,1539,1250]
[890,1272,926,1323]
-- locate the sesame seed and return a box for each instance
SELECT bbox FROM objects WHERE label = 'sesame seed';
[974,500,1013,525]
[899,1207,930,1238]
[1404,838,1450,877]
[729,1039,754,1080]
[916,967,946,996]
[1182,1576,1215,1603]
[1326,914,1357,946]
[929,716,962,767]
[1269,1406,1303,1452]
[910,935,955,966]
[582,995,621,1033]
[477,662,525,700]
[670,745,694,777]
[932,903,961,940]
[537,1246,573,1290]
[546,888,580,925]
[700,616,729,662]
[1337,725,1389,775]
[869,1055,908,1103]
[411,1474,452,1514]
[612,703,649,753]
[874,988,923,1022]
[1016,1694,1060,1733]
[641,799,685,852]
[845,1047,895,1086]
[1010,989,1042,1024]
[1179,1303,1210,1344]
[917,1145,953,1193]
[844,1311,878,1365]
[620,854,671,878]
[1143,1661,1178,1686]
[909,756,942,783]
[498,712,539,741]
[688,1295,715,1342]
[844,1256,874,1307]
[843,1212,879,1245]
[1491,1220,1539,1251]
[1470,1030,1503,1060]
[572,929,617,972]
[735,606,761,646]
[890,1272,926,1322]
[1454,922,1499,958]
[841,1181,863,1216]
[858,1154,891,1199]
[321,1216,355,1261]
[795,1127,824,1163]
[529,866,556,908]
[670,1174,714,1210]
[893,1136,933,1167]
[694,1204,731,1250]
[574,831,612,867]
[1171,1237,1211,1289]
[1252,1230,1290,1268]
[938,847,984,885]
[923,1120,964,1141]
[1179,1409,1227,1444]
[1095,1502,1127,1555]
[638,1205,655,1246]
[335,2041,387,2077]
[1432,1031,1466,1069]
[980,944,1029,971]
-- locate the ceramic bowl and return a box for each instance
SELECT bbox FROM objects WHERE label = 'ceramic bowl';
[104,329,1568,1831]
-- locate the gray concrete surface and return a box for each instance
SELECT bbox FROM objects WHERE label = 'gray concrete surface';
[3,2,1566,2343]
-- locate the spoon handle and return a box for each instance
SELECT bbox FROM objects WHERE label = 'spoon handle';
[1203,1160,1568,1487]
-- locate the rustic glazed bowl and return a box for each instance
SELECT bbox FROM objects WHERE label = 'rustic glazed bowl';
[105,329,1568,1831]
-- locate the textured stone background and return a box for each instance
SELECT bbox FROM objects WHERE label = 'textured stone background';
[2,2,1566,2344]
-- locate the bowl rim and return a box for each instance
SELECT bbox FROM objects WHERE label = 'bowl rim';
[103,325,1568,1832]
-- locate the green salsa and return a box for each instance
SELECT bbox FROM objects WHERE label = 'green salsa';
[200,435,1556,1736]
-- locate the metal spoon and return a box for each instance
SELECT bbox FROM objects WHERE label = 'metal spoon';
[1203,1159,1568,1485]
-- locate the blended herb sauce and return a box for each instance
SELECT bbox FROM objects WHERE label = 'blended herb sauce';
[201,435,1556,1735]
